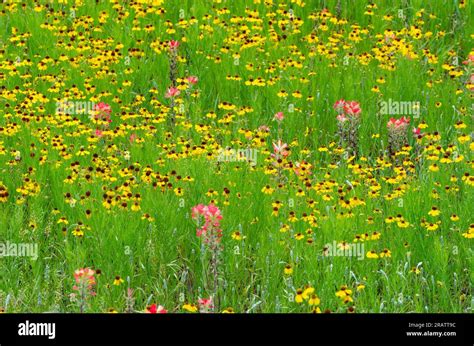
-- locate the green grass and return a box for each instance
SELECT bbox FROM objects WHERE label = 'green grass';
[0,0,472,313]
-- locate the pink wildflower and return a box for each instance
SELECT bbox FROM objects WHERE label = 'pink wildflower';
[169,40,179,51]
[273,112,284,122]
[344,101,361,116]
[192,204,223,239]
[198,297,214,312]
[93,102,112,116]
[333,99,346,113]
[146,304,167,314]
[187,76,198,85]
[165,87,180,98]
[387,116,410,129]
[272,140,289,157]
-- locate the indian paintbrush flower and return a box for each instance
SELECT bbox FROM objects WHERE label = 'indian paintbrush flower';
[333,99,362,157]
[387,116,410,156]
[191,204,223,311]
[72,267,96,313]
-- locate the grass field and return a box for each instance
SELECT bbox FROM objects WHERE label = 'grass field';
[0,0,473,313]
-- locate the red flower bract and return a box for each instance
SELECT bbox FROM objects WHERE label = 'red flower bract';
[187,76,198,84]
[387,116,410,129]
[165,87,180,98]
[333,99,346,113]
[74,267,96,287]
[93,102,112,116]
[333,99,361,117]
[273,111,284,122]
[344,101,361,116]
[169,40,179,51]
[146,304,167,314]
[191,204,223,240]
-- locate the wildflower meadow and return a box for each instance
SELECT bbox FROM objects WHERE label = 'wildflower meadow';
[0,0,473,315]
